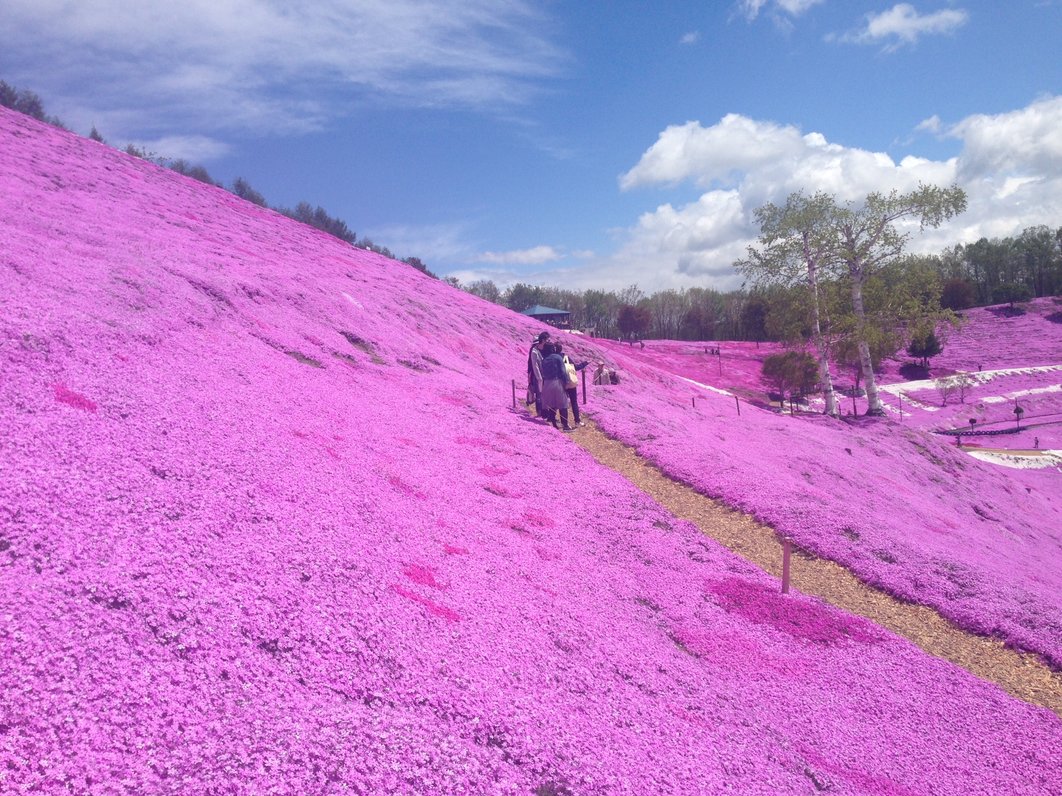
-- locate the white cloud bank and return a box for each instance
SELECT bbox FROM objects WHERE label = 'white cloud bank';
[540,95,1062,293]
[0,0,563,147]
[834,3,969,49]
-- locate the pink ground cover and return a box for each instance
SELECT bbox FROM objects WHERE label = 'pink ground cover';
[2,108,1061,794]
[588,308,1062,668]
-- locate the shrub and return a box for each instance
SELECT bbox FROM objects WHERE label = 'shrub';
[762,351,818,406]
[0,79,66,128]
[231,177,267,207]
[280,203,356,244]
[907,331,943,367]
[994,282,1033,309]
[941,279,976,311]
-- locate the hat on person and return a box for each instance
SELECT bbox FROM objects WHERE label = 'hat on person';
[533,331,551,343]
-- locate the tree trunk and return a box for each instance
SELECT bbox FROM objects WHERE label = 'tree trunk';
[849,270,885,416]
[805,253,838,417]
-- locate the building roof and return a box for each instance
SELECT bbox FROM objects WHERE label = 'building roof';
[519,304,570,316]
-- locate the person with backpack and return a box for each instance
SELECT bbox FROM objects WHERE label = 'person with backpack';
[554,342,589,427]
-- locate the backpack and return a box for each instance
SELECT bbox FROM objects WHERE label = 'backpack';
[563,356,578,388]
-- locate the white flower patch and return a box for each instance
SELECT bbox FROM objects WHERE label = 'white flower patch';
[966,449,1062,470]
[981,383,1062,404]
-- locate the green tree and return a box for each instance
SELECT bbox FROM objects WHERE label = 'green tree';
[1016,226,1060,298]
[279,203,355,244]
[940,278,976,310]
[582,289,620,338]
[164,159,217,185]
[739,191,850,416]
[646,289,687,339]
[741,294,772,343]
[231,177,267,207]
[464,279,501,303]
[762,351,819,410]
[402,257,434,277]
[0,80,65,127]
[830,185,966,414]
[681,288,726,340]
[504,283,543,312]
[907,331,943,368]
[617,303,651,339]
[995,281,1033,309]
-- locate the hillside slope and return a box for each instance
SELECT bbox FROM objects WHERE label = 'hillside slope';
[2,108,1060,794]
[591,304,1062,667]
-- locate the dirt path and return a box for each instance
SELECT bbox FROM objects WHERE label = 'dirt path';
[568,419,1062,717]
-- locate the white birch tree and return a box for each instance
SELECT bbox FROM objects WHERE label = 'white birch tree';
[739,192,843,417]
[743,185,966,417]
[831,185,967,414]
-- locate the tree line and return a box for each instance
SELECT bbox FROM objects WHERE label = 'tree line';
[1,79,435,277]
[454,220,1060,348]
[457,279,773,342]
[936,226,1062,309]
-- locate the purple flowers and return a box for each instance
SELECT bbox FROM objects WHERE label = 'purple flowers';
[1,107,1060,795]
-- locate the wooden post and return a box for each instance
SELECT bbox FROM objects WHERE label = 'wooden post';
[512,379,517,409]
[781,538,792,594]
[717,351,721,376]
[581,368,587,405]
[735,396,741,415]
[692,396,696,408]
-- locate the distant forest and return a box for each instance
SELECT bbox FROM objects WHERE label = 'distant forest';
[458,223,1062,342]
[4,79,1060,345]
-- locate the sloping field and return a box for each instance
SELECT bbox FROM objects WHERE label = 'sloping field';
[2,108,1060,794]
[592,307,1062,669]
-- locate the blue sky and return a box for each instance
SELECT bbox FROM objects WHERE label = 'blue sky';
[3,1,1060,293]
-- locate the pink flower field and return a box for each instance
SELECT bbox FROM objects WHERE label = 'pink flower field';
[2,108,1061,794]
[591,305,1062,669]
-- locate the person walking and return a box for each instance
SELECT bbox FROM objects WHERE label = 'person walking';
[539,342,573,430]
[555,342,589,427]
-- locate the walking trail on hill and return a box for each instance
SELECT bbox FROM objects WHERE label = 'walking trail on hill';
[564,418,1062,717]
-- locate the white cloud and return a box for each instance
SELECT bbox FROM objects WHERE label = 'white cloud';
[739,0,824,21]
[915,114,943,134]
[680,31,701,45]
[619,115,948,204]
[0,0,564,138]
[477,245,563,266]
[837,3,969,49]
[950,95,1062,180]
[540,96,1062,293]
[620,115,807,190]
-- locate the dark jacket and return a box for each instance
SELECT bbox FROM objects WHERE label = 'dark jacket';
[541,353,567,382]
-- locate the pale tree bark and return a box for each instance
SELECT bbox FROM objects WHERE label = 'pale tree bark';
[803,233,838,417]
[847,262,885,415]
